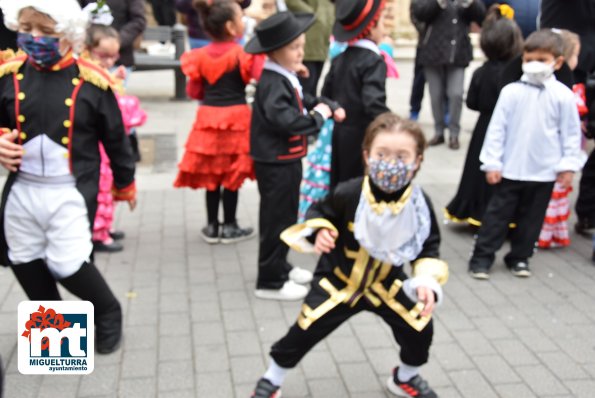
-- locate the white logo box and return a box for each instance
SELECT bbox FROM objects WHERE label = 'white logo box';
[18,301,94,375]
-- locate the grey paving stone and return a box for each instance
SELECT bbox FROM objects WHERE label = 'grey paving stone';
[351,322,394,349]
[118,377,157,398]
[301,351,341,379]
[492,339,540,366]
[515,364,569,396]
[190,300,222,323]
[327,336,367,363]
[281,369,310,397]
[223,309,256,332]
[448,369,499,398]
[159,335,193,361]
[564,380,595,398]
[157,389,195,398]
[454,330,497,356]
[122,326,158,351]
[194,344,230,372]
[433,342,475,371]
[537,351,591,380]
[78,364,119,397]
[3,374,42,398]
[121,350,157,379]
[127,302,159,326]
[158,360,194,391]
[37,375,81,398]
[230,355,264,384]
[193,322,226,346]
[159,293,190,313]
[308,378,349,398]
[159,313,191,336]
[493,383,537,398]
[196,371,234,398]
[472,316,514,339]
[473,355,521,384]
[220,290,251,311]
[339,362,382,393]
[227,330,262,356]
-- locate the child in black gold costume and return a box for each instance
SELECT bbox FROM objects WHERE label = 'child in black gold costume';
[245,11,345,301]
[250,113,448,398]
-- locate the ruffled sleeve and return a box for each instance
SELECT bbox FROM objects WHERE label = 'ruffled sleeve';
[239,51,265,83]
[180,48,204,80]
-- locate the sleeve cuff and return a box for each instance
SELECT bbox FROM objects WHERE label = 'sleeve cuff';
[403,276,444,305]
[112,181,136,201]
[555,159,580,174]
[412,257,449,285]
[280,218,338,253]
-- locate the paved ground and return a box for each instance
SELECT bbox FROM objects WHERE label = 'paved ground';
[1,59,595,398]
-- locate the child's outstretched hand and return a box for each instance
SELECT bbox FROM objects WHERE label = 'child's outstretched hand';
[296,63,310,78]
[556,171,574,189]
[417,286,436,317]
[114,65,127,81]
[313,103,333,119]
[486,170,502,185]
[314,228,337,255]
[333,107,346,122]
[0,129,24,172]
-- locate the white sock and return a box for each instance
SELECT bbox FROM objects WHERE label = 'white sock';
[263,358,289,387]
[397,363,420,382]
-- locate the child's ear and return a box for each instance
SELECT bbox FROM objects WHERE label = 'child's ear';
[225,20,237,38]
[553,55,565,71]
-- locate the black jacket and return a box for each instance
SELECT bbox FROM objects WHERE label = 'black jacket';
[0,56,136,265]
[250,70,326,163]
[79,0,147,67]
[322,46,389,137]
[411,0,485,67]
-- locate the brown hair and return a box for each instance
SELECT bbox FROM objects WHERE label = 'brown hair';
[480,4,523,61]
[524,29,564,57]
[85,24,120,50]
[556,29,580,62]
[362,112,427,157]
[193,0,239,41]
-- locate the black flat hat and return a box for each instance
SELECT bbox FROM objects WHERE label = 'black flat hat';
[333,0,384,42]
[245,11,316,54]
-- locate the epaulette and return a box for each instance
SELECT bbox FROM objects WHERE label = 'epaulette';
[76,56,114,91]
[0,52,27,78]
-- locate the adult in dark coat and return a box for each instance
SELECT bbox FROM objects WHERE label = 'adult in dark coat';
[538,0,595,234]
[482,0,539,38]
[411,0,485,150]
[79,0,147,68]
[150,0,177,27]
[0,9,16,51]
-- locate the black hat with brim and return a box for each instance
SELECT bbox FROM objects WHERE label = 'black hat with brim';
[245,11,316,54]
[332,0,384,42]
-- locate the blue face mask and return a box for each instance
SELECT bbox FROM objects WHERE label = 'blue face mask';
[17,32,63,69]
[368,158,415,193]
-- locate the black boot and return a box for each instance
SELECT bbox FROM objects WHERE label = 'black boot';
[59,262,122,354]
[10,259,61,300]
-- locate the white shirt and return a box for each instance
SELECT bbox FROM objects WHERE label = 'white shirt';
[263,59,303,99]
[479,75,582,182]
[349,39,381,55]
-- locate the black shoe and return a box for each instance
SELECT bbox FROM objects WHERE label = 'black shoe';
[428,136,445,146]
[469,265,490,280]
[201,222,220,244]
[59,262,122,354]
[109,230,125,241]
[251,378,281,398]
[221,222,255,244]
[386,367,437,398]
[93,240,124,253]
[509,261,531,277]
[449,136,460,150]
[575,219,595,236]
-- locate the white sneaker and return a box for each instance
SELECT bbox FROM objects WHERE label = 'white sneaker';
[288,267,313,285]
[254,281,308,301]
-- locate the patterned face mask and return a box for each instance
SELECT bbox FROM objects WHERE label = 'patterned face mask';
[368,158,415,193]
[17,33,63,69]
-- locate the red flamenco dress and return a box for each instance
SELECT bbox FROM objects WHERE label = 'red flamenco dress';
[174,42,264,191]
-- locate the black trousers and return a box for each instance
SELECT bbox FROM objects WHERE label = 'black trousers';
[149,0,176,26]
[470,179,554,268]
[576,149,595,224]
[299,61,325,98]
[270,292,434,368]
[330,126,366,187]
[409,48,426,114]
[254,161,302,289]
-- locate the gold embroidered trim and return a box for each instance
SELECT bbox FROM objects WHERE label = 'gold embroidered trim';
[281,218,339,253]
[362,176,413,215]
[412,257,449,285]
[0,54,26,78]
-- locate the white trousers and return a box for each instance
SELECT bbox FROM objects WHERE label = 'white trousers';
[4,180,92,279]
